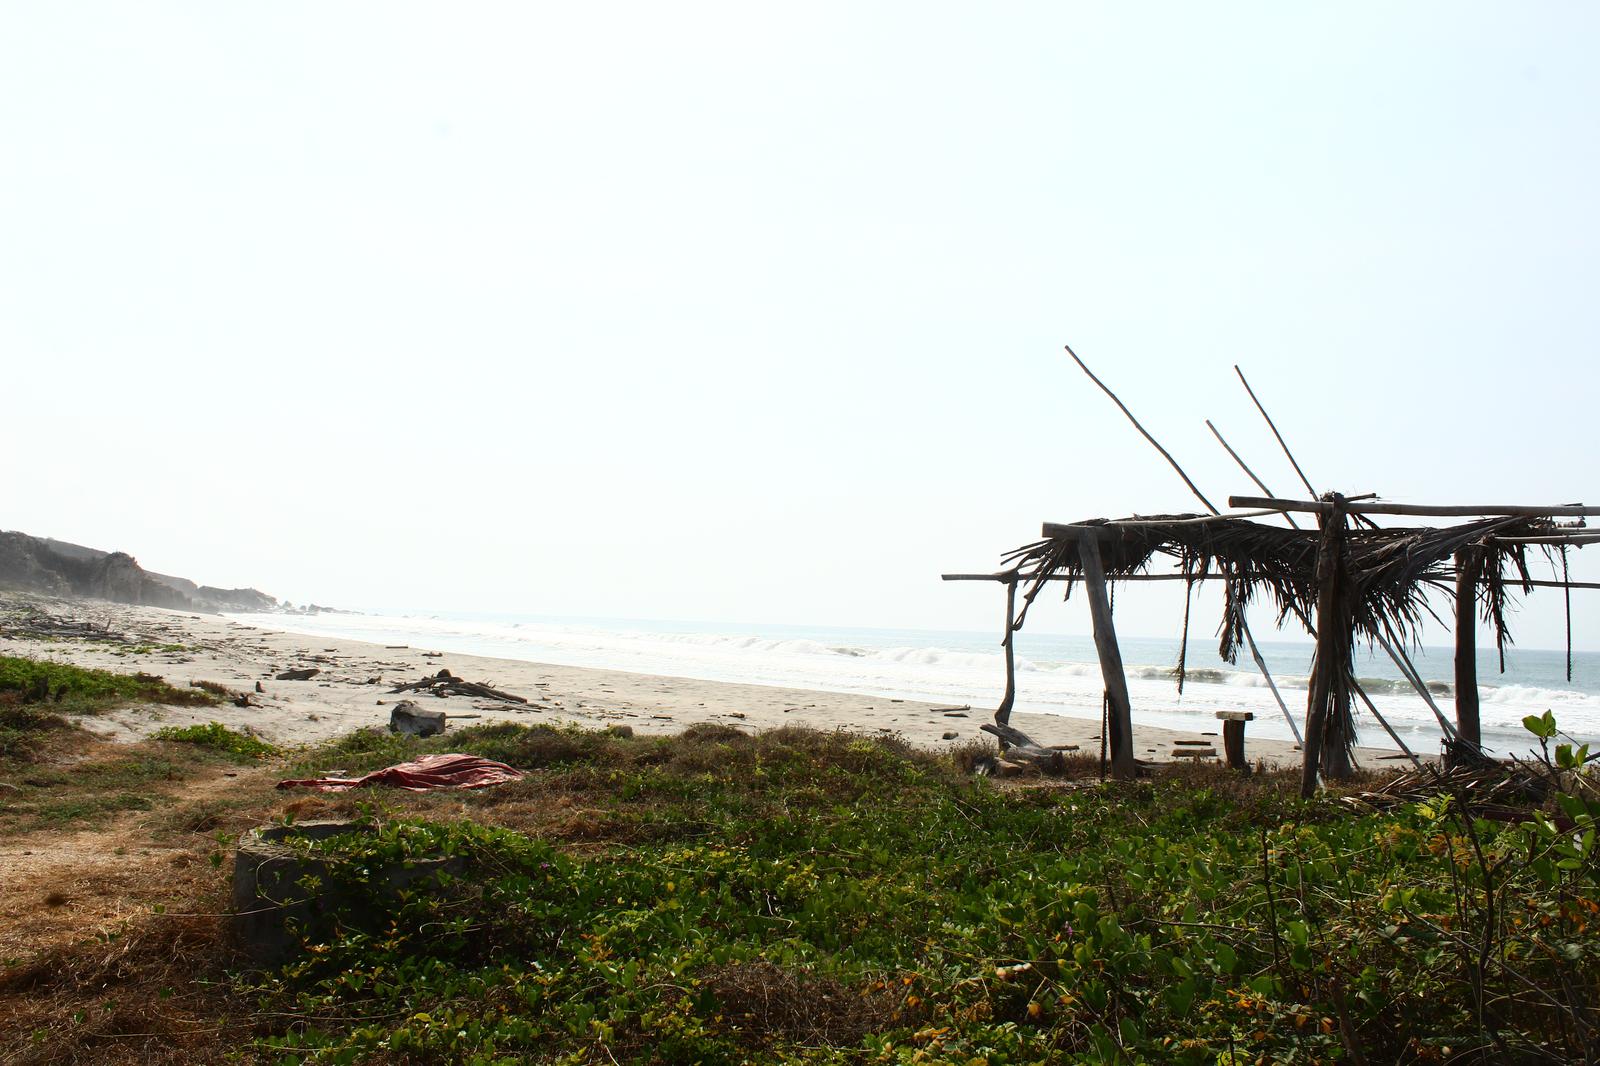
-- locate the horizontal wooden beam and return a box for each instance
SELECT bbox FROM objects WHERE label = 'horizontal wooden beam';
[1495,533,1600,546]
[943,571,1201,583]
[1038,523,1119,541]
[944,572,1600,590]
[1229,495,1600,518]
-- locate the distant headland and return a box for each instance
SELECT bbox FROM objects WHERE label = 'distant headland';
[0,529,277,614]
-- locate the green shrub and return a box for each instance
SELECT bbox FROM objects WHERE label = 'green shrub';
[0,655,219,709]
[151,721,277,761]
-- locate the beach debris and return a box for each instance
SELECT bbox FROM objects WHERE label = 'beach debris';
[606,724,635,737]
[275,667,321,681]
[0,610,129,643]
[276,754,525,793]
[390,700,447,737]
[941,731,959,740]
[978,721,1067,774]
[390,668,528,704]
[1342,760,1554,820]
[190,679,254,707]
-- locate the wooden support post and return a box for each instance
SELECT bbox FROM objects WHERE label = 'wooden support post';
[995,576,1018,728]
[1453,549,1483,752]
[1216,711,1253,771]
[1302,496,1352,797]
[1078,536,1136,779]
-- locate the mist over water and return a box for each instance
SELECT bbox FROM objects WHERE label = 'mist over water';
[230,610,1600,758]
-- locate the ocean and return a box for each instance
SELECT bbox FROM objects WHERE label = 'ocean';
[226,609,1600,758]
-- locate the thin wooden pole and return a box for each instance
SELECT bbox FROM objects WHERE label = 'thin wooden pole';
[1202,418,1312,743]
[944,571,1600,590]
[1243,626,1303,745]
[1206,420,1300,528]
[1065,345,1220,514]
[1079,536,1136,779]
[1235,365,1319,499]
[1564,547,1574,683]
[1494,533,1600,545]
[1453,549,1483,750]
[1229,495,1600,519]
[1351,680,1422,770]
[1375,633,1460,741]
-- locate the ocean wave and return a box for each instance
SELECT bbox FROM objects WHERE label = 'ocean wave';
[1481,684,1597,707]
[866,646,1025,671]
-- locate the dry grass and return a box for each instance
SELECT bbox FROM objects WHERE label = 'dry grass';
[701,960,911,1048]
[0,887,251,1065]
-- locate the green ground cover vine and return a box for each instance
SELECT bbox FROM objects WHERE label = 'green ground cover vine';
[235,720,1598,1064]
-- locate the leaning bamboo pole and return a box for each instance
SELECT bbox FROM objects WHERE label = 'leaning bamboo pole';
[1063,347,1312,761]
[1351,680,1423,770]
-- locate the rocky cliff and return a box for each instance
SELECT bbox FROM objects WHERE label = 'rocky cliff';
[0,531,278,613]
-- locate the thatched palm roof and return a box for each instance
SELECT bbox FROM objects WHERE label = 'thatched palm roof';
[1003,513,1555,667]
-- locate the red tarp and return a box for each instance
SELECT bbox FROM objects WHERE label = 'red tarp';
[276,752,525,792]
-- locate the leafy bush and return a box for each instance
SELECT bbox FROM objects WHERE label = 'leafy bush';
[0,655,219,709]
[150,721,278,761]
[0,697,70,760]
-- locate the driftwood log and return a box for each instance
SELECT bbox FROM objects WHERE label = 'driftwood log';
[980,721,1067,774]
[390,669,527,704]
[0,613,129,642]
[390,700,447,737]
[275,668,321,681]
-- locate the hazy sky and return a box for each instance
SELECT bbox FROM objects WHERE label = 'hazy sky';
[4,4,1597,652]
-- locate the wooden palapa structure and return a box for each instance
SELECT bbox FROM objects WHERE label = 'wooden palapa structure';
[947,350,1597,796]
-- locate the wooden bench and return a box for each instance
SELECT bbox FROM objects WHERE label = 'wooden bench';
[1215,711,1254,770]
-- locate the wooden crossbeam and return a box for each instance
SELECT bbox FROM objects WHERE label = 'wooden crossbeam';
[1229,495,1600,518]
[942,571,1600,590]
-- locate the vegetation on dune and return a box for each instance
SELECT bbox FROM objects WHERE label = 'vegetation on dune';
[231,720,1600,1063]
[0,654,220,761]
[0,657,235,826]
[0,655,218,709]
[2,717,1595,1063]
[151,721,278,762]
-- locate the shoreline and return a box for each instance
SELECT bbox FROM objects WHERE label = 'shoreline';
[0,594,1410,769]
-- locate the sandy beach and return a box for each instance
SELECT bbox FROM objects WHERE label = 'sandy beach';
[0,594,1413,769]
